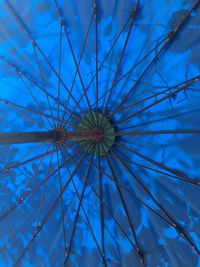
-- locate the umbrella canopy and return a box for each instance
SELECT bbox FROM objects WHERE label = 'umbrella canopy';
[0,0,200,266]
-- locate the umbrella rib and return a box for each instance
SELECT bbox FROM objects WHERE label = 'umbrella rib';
[1,0,199,264]
[110,148,200,186]
[71,170,105,262]
[81,197,127,255]
[0,97,74,128]
[60,8,133,129]
[110,34,169,90]
[0,56,82,123]
[111,150,200,255]
[97,138,110,263]
[55,146,67,250]
[0,142,45,173]
[101,0,140,124]
[68,147,196,254]
[57,23,63,127]
[81,194,136,253]
[85,7,132,92]
[120,108,200,131]
[33,45,56,128]
[106,155,145,266]
[0,146,81,224]
[14,155,85,267]
[61,145,174,260]
[105,129,200,137]
[98,156,106,267]
[113,149,179,220]
[0,55,69,114]
[60,149,94,266]
[0,97,50,131]
[35,144,55,227]
[60,145,105,263]
[5,0,83,109]
[59,11,95,129]
[89,33,170,111]
[18,73,54,129]
[61,145,139,260]
[94,0,99,115]
[65,143,174,226]
[13,143,53,202]
[116,141,200,186]
[119,76,199,113]
[0,144,54,223]
[108,0,200,119]
[0,159,64,226]
[116,76,200,127]
[54,0,95,118]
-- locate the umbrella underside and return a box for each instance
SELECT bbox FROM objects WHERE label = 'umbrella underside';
[0,0,200,266]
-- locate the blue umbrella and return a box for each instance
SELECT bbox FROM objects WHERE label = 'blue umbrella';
[0,0,200,266]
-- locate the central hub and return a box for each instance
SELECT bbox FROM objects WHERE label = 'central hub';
[51,112,115,155]
[78,112,115,156]
[90,127,104,142]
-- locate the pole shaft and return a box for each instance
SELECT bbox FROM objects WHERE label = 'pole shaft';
[0,129,104,145]
[0,132,55,145]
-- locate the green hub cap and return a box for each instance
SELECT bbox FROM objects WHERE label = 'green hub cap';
[78,112,115,156]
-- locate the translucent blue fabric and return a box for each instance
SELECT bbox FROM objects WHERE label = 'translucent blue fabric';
[0,0,200,266]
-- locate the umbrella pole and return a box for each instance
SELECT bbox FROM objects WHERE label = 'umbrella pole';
[0,113,116,152]
[0,129,104,145]
[0,131,55,145]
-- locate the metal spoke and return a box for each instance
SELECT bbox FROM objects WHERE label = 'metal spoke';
[101,1,140,125]
[0,147,56,176]
[0,0,199,265]
[111,150,200,255]
[89,33,170,111]
[64,144,174,225]
[116,76,200,127]
[0,55,82,123]
[59,11,94,128]
[104,129,200,137]
[13,143,52,200]
[14,153,84,266]
[0,97,50,131]
[61,144,174,259]
[114,141,200,186]
[57,24,63,127]
[106,155,145,265]
[56,146,67,250]
[0,97,75,128]
[98,156,106,266]
[54,0,94,118]
[35,144,55,227]
[0,56,60,109]
[61,145,140,262]
[94,0,99,115]
[61,8,133,129]
[110,148,200,186]
[108,0,200,119]
[0,143,45,173]
[33,44,56,128]
[0,144,54,223]
[60,148,94,266]
[122,108,200,131]
[0,146,81,224]
[18,73,53,129]
[119,76,199,113]
[5,0,83,109]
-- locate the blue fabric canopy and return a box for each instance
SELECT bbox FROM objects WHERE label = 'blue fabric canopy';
[0,0,200,266]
